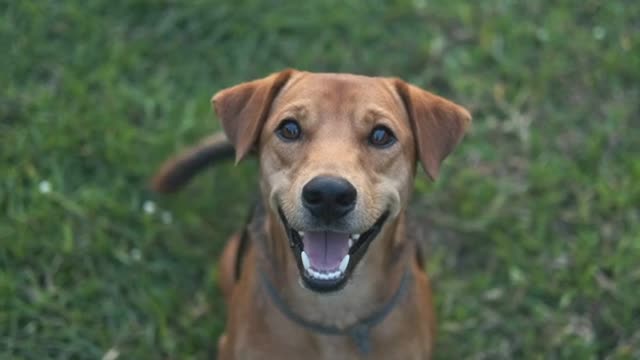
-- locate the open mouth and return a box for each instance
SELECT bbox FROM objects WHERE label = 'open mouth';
[278,208,389,293]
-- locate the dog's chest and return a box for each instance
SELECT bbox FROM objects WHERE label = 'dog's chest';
[227,340,427,360]
[225,321,430,360]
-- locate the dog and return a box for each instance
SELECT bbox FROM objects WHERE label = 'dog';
[152,69,471,359]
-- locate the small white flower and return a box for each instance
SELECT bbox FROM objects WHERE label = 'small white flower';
[130,248,142,261]
[484,288,504,301]
[38,180,51,194]
[143,200,156,214]
[592,26,606,40]
[102,348,119,360]
[161,211,173,225]
[552,254,569,269]
[25,321,37,334]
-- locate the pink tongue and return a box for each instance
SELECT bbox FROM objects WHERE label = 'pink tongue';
[302,231,350,271]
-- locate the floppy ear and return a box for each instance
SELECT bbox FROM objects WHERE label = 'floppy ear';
[394,80,472,180]
[212,69,295,163]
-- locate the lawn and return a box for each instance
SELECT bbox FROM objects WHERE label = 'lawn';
[2,1,639,359]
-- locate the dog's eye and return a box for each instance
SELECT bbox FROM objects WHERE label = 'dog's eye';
[368,126,396,148]
[276,118,302,141]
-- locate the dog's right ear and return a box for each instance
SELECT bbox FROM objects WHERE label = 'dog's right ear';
[212,69,295,163]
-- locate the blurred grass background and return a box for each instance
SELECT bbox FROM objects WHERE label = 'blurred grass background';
[2,1,639,359]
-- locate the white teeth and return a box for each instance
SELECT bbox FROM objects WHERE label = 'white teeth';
[351,234,360,241]
[339,255,350,273]
[302,253,349,281]
[309,268,330,280]
[306,269,343,280]
[307,269,342,280]
[301,251,310,270]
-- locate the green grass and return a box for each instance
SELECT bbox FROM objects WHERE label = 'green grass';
[2,1,639,359]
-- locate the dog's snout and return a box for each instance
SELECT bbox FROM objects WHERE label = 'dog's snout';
[302,176,357,221]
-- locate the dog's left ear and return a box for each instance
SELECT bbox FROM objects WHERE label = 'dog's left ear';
[212,69,295,163]
[394,80,472,180]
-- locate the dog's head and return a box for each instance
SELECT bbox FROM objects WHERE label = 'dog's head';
[213,70,471,292]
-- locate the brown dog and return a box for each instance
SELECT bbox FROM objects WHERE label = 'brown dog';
[152,70,471,359]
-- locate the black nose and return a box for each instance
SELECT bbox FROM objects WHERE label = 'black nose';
[302,176,357,221]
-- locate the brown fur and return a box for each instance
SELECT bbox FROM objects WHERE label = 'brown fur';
[152,70,471,359]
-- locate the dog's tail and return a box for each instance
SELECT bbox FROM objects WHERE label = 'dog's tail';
[151,132,236,193]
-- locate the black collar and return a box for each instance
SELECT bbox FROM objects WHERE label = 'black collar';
[259,268,412,355]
